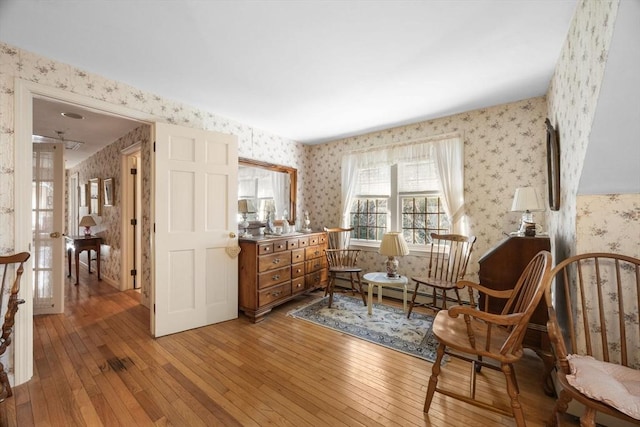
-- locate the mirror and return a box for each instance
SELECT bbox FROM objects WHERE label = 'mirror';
[238,158,296,224]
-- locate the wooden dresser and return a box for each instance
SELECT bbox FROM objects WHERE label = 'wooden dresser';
[238,231,328,322]
[478,235,554,394]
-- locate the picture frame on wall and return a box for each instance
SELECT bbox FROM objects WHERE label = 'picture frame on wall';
[103,178,114,207]
[545,118,560,211]
[89,178,102,216]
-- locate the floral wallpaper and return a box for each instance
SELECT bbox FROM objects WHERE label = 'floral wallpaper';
[305,97,550,285]
[546,0,620,262]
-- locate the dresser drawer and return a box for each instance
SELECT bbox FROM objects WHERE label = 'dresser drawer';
[258,266,291,289]
[298,237,309,247]
[291,248,305,264]
[258,251,291,273]
[305,271,326,288]
[259,282,292,307]
[291,262,305,278]
[273,240,288,253]
[287,238,299,250]
[305,245,324,260]
[258,243,274,255]
[305,258,324,273]
[291,277,306,294]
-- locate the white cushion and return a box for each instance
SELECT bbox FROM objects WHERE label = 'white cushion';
[566,354,640,420]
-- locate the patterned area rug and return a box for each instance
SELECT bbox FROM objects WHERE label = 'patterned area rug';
[288,293,440,363]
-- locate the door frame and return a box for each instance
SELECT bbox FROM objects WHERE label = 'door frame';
[120,143,142,292]
[14,79,155,385]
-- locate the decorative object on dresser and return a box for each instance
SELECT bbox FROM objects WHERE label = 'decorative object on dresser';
[478,234,554,395]
[510,187,545,236]
[238,231,328,322]
[323,227,366,308]
[0,252,30,403]
[424,251,552,427]
[237,199,256,238]
[545,253,640,427]
[378,231,410,278]
[407,233,476,318]
[79,215,97,237]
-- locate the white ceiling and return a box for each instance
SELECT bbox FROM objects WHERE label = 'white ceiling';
[1,0,577,155]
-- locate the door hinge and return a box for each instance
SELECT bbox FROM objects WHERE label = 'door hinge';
[130,218,137,226]
[130,168,137,175]
[153,223,156,233]
[153,141,156,152]
[153,304,156,314]
[130,269,137,276]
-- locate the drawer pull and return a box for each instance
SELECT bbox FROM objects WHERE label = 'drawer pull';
[272,291,281,297]
[272,274,280,280]
[273,258,280,264]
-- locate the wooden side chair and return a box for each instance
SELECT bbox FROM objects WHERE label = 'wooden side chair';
[0,252,30,402]
[545,253,640,427]
[323,227,366,308]
[407,233,476,318]
[424,251,552,427]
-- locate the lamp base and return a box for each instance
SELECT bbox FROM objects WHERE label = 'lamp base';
[385,256,399,278]
[83,227,92,237]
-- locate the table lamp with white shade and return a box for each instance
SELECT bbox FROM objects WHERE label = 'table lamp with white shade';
[379,232,410,278]
[511,187,545,235]
[238,199,256,237]
[79,215,97,237]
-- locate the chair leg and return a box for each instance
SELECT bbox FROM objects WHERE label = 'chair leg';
[546,389,572,427]
[355,272,366,306]
[407,283,420,318]
[424,342,446,412]
[349,273,356,296]
[501,363,525,427]
[327,273,336,308]
[0,361,12,402]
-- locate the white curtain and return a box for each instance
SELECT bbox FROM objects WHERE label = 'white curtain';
[341,154,360,227]
[341,134,465,232]
[433,136,467,234]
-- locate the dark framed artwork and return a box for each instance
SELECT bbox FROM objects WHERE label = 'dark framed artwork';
[545,118,560,211]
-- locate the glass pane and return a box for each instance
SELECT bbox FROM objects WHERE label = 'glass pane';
[34,270,53,299]
[37,242,53,268]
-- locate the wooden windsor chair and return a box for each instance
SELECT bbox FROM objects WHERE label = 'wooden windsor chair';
[323,227,367,308]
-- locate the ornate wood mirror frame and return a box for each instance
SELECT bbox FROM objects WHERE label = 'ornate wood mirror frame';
[238,158,297,224]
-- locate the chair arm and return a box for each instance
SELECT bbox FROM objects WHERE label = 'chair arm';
[448,305,524,326]
[456,280,514,299]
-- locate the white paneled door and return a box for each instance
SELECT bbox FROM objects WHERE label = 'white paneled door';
[32,143,65,315]
[153,123,238,337]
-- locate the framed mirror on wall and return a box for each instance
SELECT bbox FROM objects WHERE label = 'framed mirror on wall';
[238,158,297,224]
[89,178,102,216]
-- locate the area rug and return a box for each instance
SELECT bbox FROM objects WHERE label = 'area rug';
[288,293,441,363]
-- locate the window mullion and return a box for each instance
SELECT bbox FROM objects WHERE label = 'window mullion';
[390,164,399,231]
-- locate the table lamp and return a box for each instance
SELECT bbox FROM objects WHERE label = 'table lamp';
[79,215,96,237]
[511,187,544,235]
[379,232,410,278]
[238,199,256,237]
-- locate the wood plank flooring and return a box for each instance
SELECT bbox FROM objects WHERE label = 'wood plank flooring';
[0,266,581,426]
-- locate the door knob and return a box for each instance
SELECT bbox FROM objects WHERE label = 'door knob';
[49,232,61,238]
[229,232,237,238]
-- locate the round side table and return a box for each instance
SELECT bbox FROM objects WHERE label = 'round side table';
[362,272,408,315]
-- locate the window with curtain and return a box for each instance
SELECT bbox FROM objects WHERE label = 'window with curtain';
[341,134,465,247]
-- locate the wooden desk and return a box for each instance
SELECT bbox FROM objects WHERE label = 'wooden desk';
[65,235,102,285]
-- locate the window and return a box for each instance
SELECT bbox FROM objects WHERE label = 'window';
[341,134,465,247]
[350,161,450,245]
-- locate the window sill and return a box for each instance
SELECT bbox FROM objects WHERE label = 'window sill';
[350,241,431,257]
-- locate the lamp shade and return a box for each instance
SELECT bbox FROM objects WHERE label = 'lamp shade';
[378,232,410,257]
[511,187,544,212]
[79,215,97,227]
[238,199,256,213]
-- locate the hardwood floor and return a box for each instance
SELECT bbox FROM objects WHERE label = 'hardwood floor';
[1,267,580,426]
